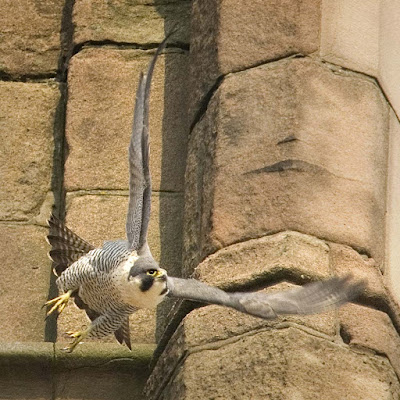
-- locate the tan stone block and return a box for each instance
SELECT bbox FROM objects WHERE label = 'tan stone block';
[64,47,189,193]
[0,224,50,341]
[65,193,127,247]
[0,82,59,221]
[0,0,63,77]
[386,110,400,301]
[65,191,183,268]
[321,0,400,117]
[193,231,330,287]
[320,0,380,77]
[185,58,389,269]
[154,328,400,400]
[73,0,190,45]
[189,0,321,122]
[379,1,400,118]
[339,303,400,379]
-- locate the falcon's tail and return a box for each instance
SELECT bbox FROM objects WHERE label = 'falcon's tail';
[46,214,95,276]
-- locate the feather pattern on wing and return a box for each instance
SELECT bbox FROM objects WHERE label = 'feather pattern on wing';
[47,214,95,276]
[126,35,171,251]
[114,317,132,350]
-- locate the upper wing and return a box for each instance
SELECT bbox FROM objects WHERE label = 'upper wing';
[167,275,365,319]
[125,35,172,251]
[47,214,95,276]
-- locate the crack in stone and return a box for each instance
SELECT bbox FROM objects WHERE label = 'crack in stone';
[277,135,298,145]
[65,189,183,197]
[244,158,369,185]
[72,40,189,57]
[0,72,57,82]
[189,74,225,133]
[187,322,336,356]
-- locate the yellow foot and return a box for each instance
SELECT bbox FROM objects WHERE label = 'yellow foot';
[62,328,90,353]
[44,290,73,318]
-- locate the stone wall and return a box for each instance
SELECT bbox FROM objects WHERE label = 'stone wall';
[0,0,189,398]
[1,0,400,399]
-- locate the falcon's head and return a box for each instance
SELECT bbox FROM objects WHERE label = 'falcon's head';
[118,252,169,309]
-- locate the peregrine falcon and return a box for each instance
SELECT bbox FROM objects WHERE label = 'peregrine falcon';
[45,34,365,352]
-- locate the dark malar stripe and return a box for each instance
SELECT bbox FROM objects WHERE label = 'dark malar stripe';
[140,276,154,292]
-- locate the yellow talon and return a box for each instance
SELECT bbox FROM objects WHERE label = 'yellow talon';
[44,290,73,318]
[62,328,90,353]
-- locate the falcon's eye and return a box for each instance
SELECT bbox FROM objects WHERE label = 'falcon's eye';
[146,269,158,276]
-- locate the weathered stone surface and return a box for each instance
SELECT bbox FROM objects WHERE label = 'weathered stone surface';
[185,58,389,272]
[54,343,153,400]
[65,47,188,193]
[379,1,400,118]
[320,0,379,76]
[148,327,400,399]
[0,342,53,400]
[65,191,183,267]
[320,0,400,117]
[0,342,153,400]
[73,0,190,45]
[0,224,50,341]
[0,81,59,221]
[57,192,183,344]
[0,0,63,77]
[386,110,400,301]
[193,231,330,287]
[189,0,321,122]
[339,303,400,379]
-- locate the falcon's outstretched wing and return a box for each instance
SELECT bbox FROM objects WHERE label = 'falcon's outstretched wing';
[126,34,172,252]
[167,275,365,319]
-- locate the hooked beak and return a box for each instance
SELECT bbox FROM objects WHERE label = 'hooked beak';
[156,268,167,281]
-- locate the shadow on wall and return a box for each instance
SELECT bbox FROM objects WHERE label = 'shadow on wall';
[157,5,190,341]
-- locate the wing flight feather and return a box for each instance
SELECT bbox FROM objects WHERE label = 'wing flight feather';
[126,35,172,251]
[167,275,365,319]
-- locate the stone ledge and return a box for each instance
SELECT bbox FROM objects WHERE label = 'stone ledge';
[0,342,155,400]
[0,341,154,368]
